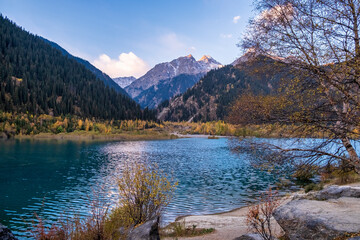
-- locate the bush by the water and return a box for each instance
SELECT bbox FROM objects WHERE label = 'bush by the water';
[29,162,176,240]
[246,188,281,240]
[160,220,215,238]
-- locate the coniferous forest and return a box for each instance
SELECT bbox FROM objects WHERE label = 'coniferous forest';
[0,15,155,121]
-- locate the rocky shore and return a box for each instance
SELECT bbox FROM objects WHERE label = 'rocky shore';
[164,183,360,240]
[2,184,359,240]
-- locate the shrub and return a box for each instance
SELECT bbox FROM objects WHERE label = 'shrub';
[112,162,177,226]
[30,162,176,240]
[246,188,281,240]
[56,126,64,134]
[30,198,111,240]
[304,183,324,193]
[292,166,318,185]
[160,220,215,238]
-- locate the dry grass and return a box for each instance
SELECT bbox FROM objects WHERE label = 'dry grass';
[160,221,215,238]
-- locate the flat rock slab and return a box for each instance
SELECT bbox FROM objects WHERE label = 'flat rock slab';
[313,185,360,200]
[163,207,283,240]
[274,197,360,240]
[234,233,266,240]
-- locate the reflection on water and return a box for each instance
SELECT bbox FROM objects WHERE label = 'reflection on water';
[1,138,291,239]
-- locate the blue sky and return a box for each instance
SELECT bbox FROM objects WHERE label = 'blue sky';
[0,0,255,78]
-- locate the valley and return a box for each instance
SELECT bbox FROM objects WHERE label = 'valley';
[1,1,360,239]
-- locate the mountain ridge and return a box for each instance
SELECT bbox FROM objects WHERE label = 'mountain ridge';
[157,54,294,122]
[113,76,137,88]
[125,54,222,108]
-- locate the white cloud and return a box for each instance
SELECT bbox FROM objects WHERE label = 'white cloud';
[233,15,241,24]
[220,33,233,39]
[92,52,150,78]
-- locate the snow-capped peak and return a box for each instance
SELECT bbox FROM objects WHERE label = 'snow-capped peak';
[197,55,222,71]
[125,54,222,98]
[198,55,213,62]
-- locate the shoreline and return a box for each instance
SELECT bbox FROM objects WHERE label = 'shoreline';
[162,203,285,240]
[4,131,177,142]
[163,181,360,240]
[161,190,294,240]
[3,131,235,142]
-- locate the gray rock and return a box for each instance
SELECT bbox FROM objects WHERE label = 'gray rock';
[234,233,268,240]
[313,185,360,200]
[0,132,8,140]
[273,197,360,240]
[0,223,18,240]
[127,217,160,240]
[348,237,360,240]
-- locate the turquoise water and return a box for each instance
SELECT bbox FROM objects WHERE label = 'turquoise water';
[0,138,290,238]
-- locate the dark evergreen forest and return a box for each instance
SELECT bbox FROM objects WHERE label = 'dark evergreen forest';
[0,15,155,121]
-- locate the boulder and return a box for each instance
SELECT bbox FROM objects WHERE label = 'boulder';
[0,132,8,140]
[273,197,360,240]
[0,223,18,240]
[127,217,160,240]
[234,233,268,240]
[312,185,360,200]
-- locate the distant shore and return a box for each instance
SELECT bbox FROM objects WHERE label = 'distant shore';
[10,131,177,142]
[4,131,234,142]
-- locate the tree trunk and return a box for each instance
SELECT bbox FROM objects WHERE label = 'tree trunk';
[341,137,360,174]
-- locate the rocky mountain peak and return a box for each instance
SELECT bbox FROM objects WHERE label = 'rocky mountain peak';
[231,49,259,66]
[232,49,286,66]
[125,54,222,99]
[113,76,137,88]
[197,55,222,71]
[199,55,213,62]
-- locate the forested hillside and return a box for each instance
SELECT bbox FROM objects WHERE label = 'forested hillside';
[157,55,293,122]
[0,16,155,121]
[41,37,128,96]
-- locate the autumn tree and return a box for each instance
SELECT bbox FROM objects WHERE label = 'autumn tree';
[232,0,360,174]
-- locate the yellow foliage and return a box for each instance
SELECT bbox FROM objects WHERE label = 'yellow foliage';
[77,119,83,130]
[84,118,91,131]
[116,162,177,226]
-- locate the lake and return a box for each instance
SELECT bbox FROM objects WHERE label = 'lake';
[0,137,292,239]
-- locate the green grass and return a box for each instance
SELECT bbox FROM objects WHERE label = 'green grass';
[160,221,215,238]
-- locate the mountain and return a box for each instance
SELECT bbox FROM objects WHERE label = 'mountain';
[231,49,286,66]
[134,73,204,109]
[0,15,155,120]
[113,76,137,88]
[125,54,222,108]
[40,38,128,96]
[157,54,293,122]
[198,55,223,71]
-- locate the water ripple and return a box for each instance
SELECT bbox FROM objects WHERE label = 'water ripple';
[0,138,293,239]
